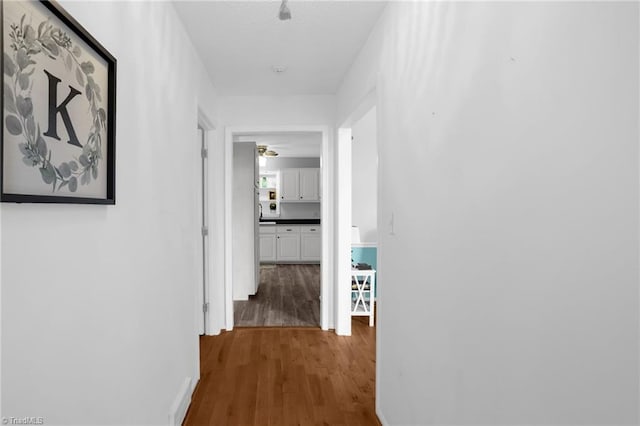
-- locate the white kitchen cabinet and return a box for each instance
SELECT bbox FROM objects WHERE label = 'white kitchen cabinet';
[259,225,276,262]
[280,169,300,201]
[259,235,276,262]
[299,169,319,201]
[280,168,320,201]
[300,225,321,261]
[261,224,321,263]
[277,235,300,261]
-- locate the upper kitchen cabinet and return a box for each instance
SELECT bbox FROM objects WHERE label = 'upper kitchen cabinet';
[280,168,320,202]
[280,169,300,201]
[299,169,320,201]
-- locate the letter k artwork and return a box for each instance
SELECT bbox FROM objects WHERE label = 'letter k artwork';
[43,69,82,148]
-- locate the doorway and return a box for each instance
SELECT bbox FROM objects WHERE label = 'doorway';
[224,126,332,331]
[231,132,323,327]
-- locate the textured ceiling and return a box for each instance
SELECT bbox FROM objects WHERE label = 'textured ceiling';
[173,1,387,95]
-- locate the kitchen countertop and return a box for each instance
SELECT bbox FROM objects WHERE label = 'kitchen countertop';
[259,218,321,225]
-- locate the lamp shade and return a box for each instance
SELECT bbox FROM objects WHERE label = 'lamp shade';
[351,226,361,244]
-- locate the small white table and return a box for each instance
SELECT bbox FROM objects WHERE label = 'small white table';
[351,269,376,326]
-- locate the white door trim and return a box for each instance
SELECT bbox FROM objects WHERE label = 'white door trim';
[335,128,352,336]
[197,107,216,337]
[224,125,333,331]
[197,127,207,335]
[334,90,379,337]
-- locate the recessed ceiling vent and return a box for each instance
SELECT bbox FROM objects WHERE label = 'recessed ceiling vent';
[272,65,288,74]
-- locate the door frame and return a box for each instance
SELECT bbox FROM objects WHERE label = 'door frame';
[224,125,333,331]
[334,91,378,336]
[198,125,207,335]
[197,108,215,337]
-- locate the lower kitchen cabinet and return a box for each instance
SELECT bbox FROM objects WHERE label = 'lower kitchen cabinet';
[259,224,321,263]
[277,233,300,261]
[259,234,276,262]
[300,225,321,261]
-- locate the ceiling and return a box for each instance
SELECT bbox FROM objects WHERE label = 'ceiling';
[234,132,321,157]
[173,1,387,95]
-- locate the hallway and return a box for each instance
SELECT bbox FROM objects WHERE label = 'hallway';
[2,2,638,425]
[184,317,378,425]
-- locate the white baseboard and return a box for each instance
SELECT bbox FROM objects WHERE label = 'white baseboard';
[207,326,222,336]
[376,407,389,426]
[168,377,192,426]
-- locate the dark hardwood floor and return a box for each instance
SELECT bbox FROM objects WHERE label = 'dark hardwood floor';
[184,317,379,426]
[234,264,320,327]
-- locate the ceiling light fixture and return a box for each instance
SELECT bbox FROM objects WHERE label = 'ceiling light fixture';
[257,145,279,164]
[279,0,291,21]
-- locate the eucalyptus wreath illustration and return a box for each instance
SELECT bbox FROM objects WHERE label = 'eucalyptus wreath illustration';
[4,14,106,192]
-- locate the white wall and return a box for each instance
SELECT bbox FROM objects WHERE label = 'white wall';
[1,2,218,424]
[339,2,639,424]
[232,143,257,301]
[351,106,377,243]
[219,95,335,126]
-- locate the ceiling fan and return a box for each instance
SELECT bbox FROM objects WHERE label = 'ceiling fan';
[257,145,278,157]
[257,145,277,167]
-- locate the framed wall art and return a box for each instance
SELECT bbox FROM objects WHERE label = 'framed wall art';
[1,0,116,204]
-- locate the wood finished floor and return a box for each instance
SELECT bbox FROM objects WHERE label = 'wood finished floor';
[184,317,379,426]
[234,264,320,327]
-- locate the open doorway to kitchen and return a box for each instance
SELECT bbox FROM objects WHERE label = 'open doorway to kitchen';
[225,127,331,330]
